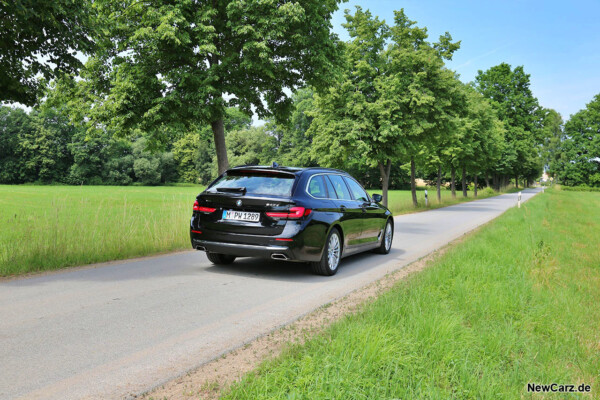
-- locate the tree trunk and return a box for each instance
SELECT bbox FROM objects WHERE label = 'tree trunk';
[378,159,392,207]
[410,156,418,207]
[451,166,456,198]
[492,174,498,191]
[461,166,467,197]
[515,173,519,188]
[484,175,490,188]
[211,119,229,174]
[474,174,478,197]
[437,165,442,203]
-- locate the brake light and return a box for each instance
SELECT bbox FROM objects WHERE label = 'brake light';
[266,207,312,219]
[193,200,216,213]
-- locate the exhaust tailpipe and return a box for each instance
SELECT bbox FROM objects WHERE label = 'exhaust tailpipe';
[271,253,288,260]
[196,245,207,251]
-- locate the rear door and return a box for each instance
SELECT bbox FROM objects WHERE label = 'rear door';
[343,176,385,244]
[326,174,363,248]
[196,170,296,236]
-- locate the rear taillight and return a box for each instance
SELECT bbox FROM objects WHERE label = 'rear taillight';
[193,200,216,213]
[266,206,312,219]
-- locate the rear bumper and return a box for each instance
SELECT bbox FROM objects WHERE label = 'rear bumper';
[192,239,292,260]
[190,225,325,262]
[190,210,336,262]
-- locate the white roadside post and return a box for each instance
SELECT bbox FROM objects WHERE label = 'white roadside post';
[518,191,522,208]
[424,189,428,207]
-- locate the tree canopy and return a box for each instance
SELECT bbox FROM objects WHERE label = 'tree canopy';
[551,93,600,187]
[0,3,564,196]
[308,7,463,205]
[0,0,96,105]
[71,0,342,174]
[475,63,543,186]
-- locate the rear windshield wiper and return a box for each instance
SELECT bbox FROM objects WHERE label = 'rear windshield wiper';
[216,187,247,194]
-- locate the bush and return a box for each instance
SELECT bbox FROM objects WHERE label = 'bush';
[480,187,496,196]
[133,158,161,185]
[560,185,600,192]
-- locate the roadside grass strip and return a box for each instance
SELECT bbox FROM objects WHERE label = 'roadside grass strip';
[224,190,600,399]
[374,186,519,215]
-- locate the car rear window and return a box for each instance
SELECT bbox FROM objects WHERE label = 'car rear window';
[208,171,295,196]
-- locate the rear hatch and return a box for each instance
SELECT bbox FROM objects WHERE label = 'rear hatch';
[196,169,298,236]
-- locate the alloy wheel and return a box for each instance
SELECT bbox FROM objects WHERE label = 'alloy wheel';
[384,222,393,251]
[327,233,340,270]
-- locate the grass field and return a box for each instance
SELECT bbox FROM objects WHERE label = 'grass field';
[0,184,513,276]
[224,189,600,399]
[0,185,202,276]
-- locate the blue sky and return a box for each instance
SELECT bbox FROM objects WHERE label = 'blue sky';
[331,0,600,120]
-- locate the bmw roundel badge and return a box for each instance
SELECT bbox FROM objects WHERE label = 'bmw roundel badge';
[236,199,242,207]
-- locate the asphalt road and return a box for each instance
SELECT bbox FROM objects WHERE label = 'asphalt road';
[0,188,540,400]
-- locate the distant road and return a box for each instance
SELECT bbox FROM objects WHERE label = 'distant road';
[0,188,540,400]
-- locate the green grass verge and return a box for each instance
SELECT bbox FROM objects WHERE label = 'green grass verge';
[0,184,517,276]
[558,185,600,192]
[223,189,600,399]
[370,186,518,215]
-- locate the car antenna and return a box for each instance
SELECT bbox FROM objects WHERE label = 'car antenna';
[272,161,280,168]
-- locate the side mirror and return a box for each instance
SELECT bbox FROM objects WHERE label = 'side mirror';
[372,194,383,203]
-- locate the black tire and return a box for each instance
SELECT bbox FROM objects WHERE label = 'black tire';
[310,228,342,276]
[374,219,393,254]
[206,252,236,265]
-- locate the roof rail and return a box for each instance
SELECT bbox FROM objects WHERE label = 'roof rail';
[232,164,258,168]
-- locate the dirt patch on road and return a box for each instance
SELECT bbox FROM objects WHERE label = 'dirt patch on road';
[141,242,458,400]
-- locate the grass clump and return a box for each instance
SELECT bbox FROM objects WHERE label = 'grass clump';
[223,189,600,399]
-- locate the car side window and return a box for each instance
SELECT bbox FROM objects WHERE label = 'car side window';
[324,175,338,199]
[343,177,370,202]
[327,175,352,200]
[308,175,327,198]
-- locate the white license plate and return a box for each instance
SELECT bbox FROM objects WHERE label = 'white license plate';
[222,210,260,222]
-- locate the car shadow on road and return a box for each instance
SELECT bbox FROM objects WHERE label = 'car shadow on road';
[4,247,407,286]
[396,222,433,235]
[203,248,406,283]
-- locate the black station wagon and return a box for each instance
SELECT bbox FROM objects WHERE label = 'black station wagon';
[190,164,394,275]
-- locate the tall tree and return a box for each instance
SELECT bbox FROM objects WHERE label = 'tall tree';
[475,63,542,188]
[271,88,318,167]
[540,108,564,177]
[385,10,462,206]
[0,107,33,183]
[0,0,96,105]
[309,7,462,206]
[308,8,399,206]
[455,85,504,196]
[552,93,600,187]
[79,0,342,174]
